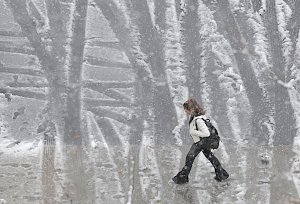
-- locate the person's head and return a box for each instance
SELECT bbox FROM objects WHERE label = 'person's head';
[183,98,205,116]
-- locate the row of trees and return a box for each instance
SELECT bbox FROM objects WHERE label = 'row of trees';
[1,0,299,203]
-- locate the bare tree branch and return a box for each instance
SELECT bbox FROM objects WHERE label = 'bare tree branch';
[96,117,121,145]
[87,107,131,125]
[6,81,48,88]
[6,0,49,56]
[0,29,24,37]
[0,87,46,100]
[28,1,44,23]
[83,80,134,91]
[86,40,122,49]
[84,55,132,69]
[104,88,133,103]
[84,98,132,108]
[5,0,52,72]
[0,66,43,76]
[0,41,35,55]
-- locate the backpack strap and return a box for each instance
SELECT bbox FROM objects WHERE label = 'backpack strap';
[195,118,210,130]
[195,119,198,130]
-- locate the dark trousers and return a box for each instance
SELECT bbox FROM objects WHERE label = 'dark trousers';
[178,141,225,178]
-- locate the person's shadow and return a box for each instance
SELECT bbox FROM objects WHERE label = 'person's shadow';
[173,178,232,204]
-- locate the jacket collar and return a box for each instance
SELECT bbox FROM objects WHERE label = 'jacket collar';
[189,114,206,124]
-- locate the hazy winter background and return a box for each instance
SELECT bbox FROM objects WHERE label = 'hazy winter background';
[0,0,300,203]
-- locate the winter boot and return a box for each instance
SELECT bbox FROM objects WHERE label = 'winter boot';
[172,173,189,184]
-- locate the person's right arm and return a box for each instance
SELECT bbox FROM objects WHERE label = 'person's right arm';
[190,119,210,138]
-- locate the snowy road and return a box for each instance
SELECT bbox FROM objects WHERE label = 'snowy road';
[0,138,299,203]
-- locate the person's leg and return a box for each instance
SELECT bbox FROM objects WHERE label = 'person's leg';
[181,143,203,176]
[173,142,203,184]
[202,149,229,181]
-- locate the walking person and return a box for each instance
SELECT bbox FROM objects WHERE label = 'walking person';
[172,98,229,184]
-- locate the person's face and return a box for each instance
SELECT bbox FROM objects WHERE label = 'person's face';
[184,108,192,115]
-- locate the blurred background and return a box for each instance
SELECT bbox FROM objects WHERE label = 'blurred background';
[0,0,300,203]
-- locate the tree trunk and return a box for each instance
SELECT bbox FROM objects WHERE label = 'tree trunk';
[182,0,203,100]
[7,0,90,202]
[286,1,300,82]
[64,0,88,145]
[202,0,269,145]
[265,0,296,146]
[205,51,234,141]
[59,0,89,203]
[96,0,156,202]
[130,0,178,144]
[265,1,298,203]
